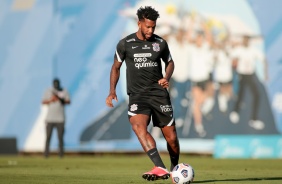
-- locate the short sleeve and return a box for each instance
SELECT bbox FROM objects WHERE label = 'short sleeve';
[161,41,172,63]
[114,39,126,62]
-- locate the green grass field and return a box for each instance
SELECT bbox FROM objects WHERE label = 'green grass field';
[0,154,282,184]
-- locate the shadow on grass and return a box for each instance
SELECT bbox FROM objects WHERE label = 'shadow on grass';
[194,177,282,183]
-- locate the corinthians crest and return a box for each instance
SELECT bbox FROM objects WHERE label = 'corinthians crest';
[152,43,160,52]
[130,104,138,111]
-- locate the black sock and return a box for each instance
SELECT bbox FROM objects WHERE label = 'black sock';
[146,148,166,169]
[170,155,179,171]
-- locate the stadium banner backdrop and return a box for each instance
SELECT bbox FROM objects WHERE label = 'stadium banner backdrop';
[0,0,281,154]
[214,135,282,158]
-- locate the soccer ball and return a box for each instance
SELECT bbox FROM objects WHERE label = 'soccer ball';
[170,163,194,184]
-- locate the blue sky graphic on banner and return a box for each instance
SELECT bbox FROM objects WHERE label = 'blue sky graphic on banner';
[0,0,281,153]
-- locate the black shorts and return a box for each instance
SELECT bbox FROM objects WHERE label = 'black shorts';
[191,80,208,91]
[128,94,175,128]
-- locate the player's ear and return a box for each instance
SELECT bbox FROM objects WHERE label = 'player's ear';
[138,21,141,29]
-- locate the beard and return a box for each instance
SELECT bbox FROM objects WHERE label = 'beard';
[141,30,152,40]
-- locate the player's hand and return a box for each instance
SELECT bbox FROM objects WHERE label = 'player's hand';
[106,93,118,107]
[158,78,169,88]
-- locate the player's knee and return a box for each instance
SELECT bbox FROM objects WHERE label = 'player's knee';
[131,123,145,134]
[166,133,178,144]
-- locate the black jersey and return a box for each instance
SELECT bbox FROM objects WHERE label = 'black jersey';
[114,33,172,96]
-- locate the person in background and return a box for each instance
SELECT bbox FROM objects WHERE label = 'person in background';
[106,6,180,181]
[213,37,234,113]
[42,78,71,158]
[229,35,267,130]
[168,28,191,129]
[188,30,214,137]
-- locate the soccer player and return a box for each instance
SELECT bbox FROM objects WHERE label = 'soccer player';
[106,6,180,181]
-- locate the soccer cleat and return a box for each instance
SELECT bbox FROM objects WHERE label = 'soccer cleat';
[142,166,170,181]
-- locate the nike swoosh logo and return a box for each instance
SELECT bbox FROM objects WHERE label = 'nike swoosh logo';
[132,46,138,49]
[150,151,157,156]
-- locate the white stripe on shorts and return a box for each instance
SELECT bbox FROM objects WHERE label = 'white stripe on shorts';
[167,118,175,126]
[128,111,137,116]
